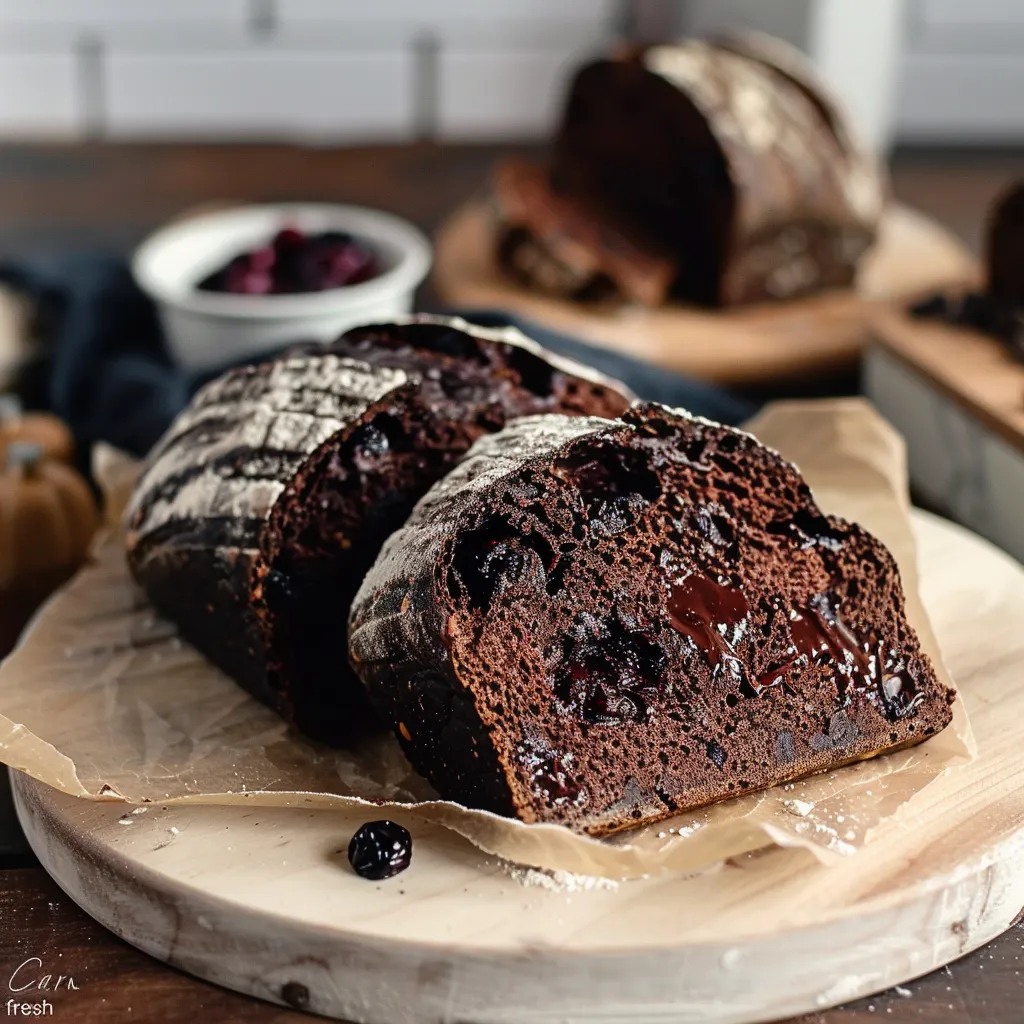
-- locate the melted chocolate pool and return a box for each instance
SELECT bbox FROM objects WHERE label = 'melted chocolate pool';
[666,577,922,720]
[667,573,750,670]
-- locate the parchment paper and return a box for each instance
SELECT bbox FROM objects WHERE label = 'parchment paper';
[0,400,973,879]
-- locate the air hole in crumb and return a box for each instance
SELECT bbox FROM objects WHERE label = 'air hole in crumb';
[707,740,727,768]
[341,412,409,472]
[450,516,554,612]
[556,444,661,536]
[554,620,667,725]
[505,345,556,398]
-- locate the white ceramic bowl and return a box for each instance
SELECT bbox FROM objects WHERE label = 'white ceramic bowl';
[131,203,433,372]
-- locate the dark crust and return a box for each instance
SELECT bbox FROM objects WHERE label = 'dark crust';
[349,403,955,836]
[126,317,631,746]
[500,38,884,308]
[125,354,399,714]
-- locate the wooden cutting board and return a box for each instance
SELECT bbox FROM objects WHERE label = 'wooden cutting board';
[433,200,980,386]
[871,311,1024,457]
[11,510,1024,1024]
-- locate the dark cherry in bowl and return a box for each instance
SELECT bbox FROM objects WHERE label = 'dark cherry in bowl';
[197,227,382,296]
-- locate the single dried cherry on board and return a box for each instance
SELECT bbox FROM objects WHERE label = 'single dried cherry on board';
[347,820,412,880]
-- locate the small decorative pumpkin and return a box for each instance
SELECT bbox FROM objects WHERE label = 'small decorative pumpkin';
[0,395,75,465]
[0,442,99,590]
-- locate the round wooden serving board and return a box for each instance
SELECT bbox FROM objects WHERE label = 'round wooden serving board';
[12,511,1024,1024]
[434,200,980,387]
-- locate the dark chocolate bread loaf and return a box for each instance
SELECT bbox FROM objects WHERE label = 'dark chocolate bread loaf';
[987,180,1024,310]
[349,404,954,835]
[492,159,675,305]
[496,33,885,308]
[125,316,631,745]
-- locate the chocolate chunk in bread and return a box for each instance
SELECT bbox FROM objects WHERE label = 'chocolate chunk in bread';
[125,316,631,745]
[496,33,885,308]
[349,403,954,835]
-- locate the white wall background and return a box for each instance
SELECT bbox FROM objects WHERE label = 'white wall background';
[0,0,1022,145]
[0,0,618,140]
[898,0,1024,142]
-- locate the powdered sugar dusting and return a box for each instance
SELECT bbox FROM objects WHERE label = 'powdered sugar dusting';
[126,354,412,541]
[505,863,620,893]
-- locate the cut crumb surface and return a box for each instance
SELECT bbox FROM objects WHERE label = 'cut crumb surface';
[504,863,620,893]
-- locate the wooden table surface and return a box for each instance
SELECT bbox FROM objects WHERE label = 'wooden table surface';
[0,141,1022,1023]
[0,142,1013,257]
